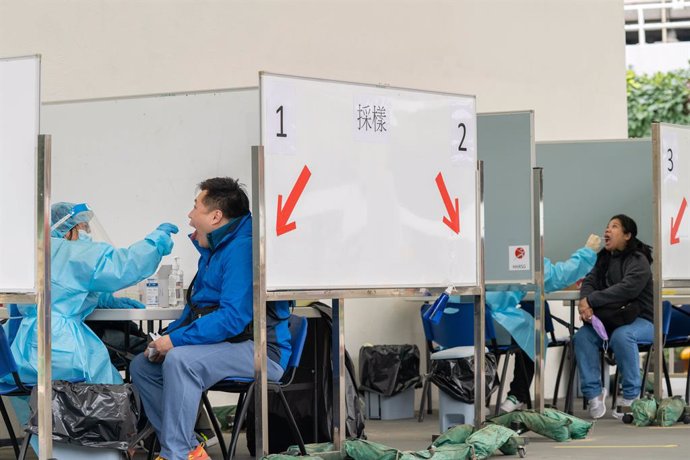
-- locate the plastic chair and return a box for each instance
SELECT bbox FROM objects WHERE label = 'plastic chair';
[417,302,514,421]
[0,326,31,459]
[663,304,690,403]
[200,315,309,460]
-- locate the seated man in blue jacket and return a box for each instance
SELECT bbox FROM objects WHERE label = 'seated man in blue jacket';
[130,177,292,460]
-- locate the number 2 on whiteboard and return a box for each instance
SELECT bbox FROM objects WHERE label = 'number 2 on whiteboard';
[276,105,287,138]
[457,123,467,152]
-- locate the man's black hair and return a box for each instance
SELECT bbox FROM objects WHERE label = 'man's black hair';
[198,177,250,218]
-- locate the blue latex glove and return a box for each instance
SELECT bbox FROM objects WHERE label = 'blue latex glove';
[98,293,146,309]
[113,297,146,309]
[156,223,179,236]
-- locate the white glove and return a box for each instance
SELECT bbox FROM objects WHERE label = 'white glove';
[585,234,602,252]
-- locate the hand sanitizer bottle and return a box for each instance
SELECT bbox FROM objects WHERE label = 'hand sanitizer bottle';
[168,257,184,307]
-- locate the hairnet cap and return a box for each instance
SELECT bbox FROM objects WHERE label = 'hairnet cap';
[51,202,93,238]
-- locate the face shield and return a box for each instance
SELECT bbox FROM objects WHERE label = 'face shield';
[50,202,112,244]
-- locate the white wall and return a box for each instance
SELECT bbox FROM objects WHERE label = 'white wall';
[0,0,628,402]
[626,42,690,74]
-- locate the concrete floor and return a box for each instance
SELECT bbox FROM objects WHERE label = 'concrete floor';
[5,399,690,459]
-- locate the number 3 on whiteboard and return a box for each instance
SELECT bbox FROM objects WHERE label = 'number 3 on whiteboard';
[662,140,678,183]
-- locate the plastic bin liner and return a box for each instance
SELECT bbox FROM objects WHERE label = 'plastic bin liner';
[428,353,497,404]
[358,344,422,397]
[27,380,140,450]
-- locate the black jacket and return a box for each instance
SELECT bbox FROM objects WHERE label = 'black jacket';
[580,250,653,323]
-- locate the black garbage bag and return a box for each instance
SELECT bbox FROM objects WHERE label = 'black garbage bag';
[246,302,366,455]
[27,380,140,451]
[358,344,422,397]
[429,353,497,404]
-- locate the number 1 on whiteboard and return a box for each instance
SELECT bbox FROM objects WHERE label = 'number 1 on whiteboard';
[276,105,287,138]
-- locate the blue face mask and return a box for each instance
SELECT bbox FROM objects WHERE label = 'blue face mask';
[77,229,93,242]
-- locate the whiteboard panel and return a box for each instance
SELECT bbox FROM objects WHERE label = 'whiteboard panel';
[0,56,39,292]
[659,124,690,281]
[478,112,534,284]
[41,89,260,285]
[537,139,653,264]
[261,73,478,290]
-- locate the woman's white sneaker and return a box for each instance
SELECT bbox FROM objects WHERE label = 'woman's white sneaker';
[588,388,608,419]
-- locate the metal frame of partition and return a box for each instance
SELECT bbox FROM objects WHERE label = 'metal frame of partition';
[652,122,690,401]
[477,111,545,412]
[250,146,486,457]
[531,168,546,411]
[0,135,51,459]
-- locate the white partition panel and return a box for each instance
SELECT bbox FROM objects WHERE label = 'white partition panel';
[261,73,477,290]
[659,124,690,281]
[0,56,39,292]
[42,88,259,284]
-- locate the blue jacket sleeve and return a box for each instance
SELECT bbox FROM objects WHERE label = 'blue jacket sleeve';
[167,240,253,346]
[544,247,597,293]
[166,304,192,333]
[87,229,172,293]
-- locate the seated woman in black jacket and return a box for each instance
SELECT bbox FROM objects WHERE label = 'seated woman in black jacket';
[574,214,653,420]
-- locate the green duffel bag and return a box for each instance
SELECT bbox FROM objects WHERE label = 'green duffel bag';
[431,424,475,447]
[631,396,657,427]
[465,424,520,459]
[488,409,571,442]
[543,408,594,439]
[343,439,402,460]
[656,396,686,427]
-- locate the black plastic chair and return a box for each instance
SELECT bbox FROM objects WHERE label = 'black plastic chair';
[201,315,309,460]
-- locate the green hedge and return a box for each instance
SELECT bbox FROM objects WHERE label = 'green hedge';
[627,66,690,138]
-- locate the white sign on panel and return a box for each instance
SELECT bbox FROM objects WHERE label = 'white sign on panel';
[0,56,39,292]
[660,124,690,281]
[261,73,478,290]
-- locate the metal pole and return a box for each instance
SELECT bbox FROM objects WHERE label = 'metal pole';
[532,167,545,412]
[331,298,346,449]
[651,123,664,401]
[251,145,269,456]
[474,160,486,428]
[36,135,53,460]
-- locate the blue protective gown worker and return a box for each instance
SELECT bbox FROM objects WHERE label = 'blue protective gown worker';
[6,202,178,385]
[485,238,599,361]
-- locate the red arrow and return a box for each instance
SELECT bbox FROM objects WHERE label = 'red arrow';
[671,197,688,245]
[435,172,460,234]
[276,165,312,236]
